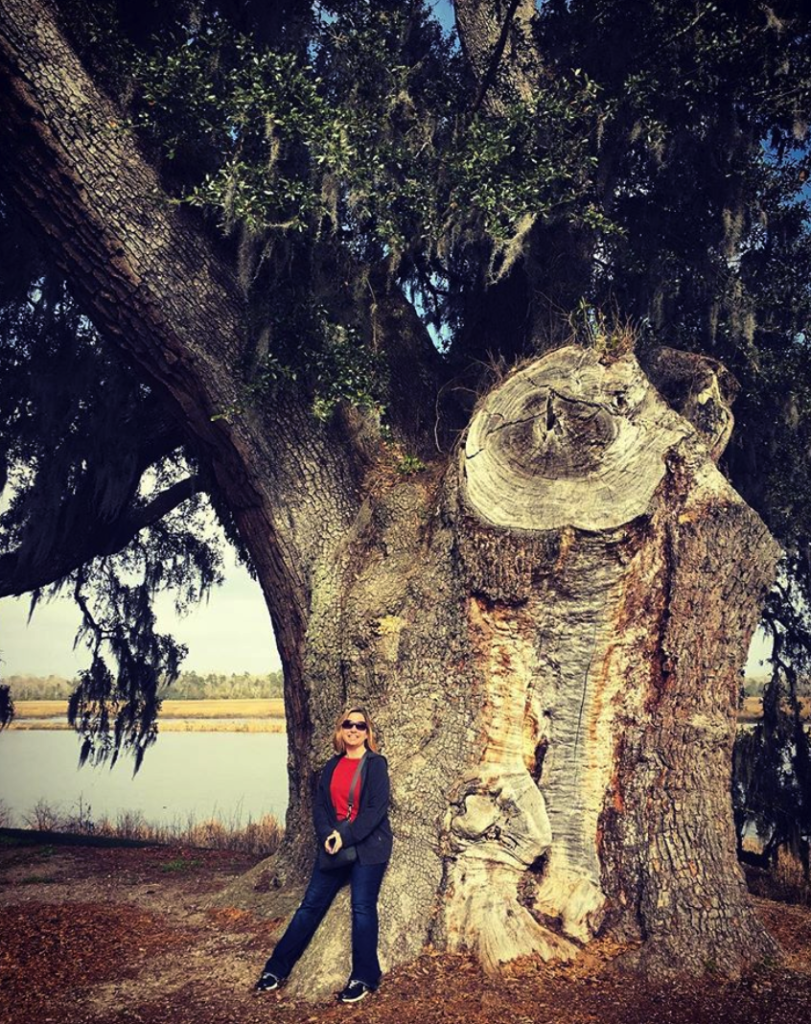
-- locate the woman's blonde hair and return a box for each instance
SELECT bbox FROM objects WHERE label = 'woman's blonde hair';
[332,707,379,754]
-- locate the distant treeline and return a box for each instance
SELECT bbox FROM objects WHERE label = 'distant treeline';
[5,672,794,702]
[741,675,811,698]
[742,676,768,698]
[5,671,284,700]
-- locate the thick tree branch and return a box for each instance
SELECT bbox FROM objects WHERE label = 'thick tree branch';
[0,0,366,625]
[0,474,204,597]
[115,474,204,539]
[471,0,524,113]
[0,0,245,396]
[454,0,540,113]
[0,0,383,829]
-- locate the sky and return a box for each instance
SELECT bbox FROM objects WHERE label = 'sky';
[431,0,455,33]
[0,556,281,678]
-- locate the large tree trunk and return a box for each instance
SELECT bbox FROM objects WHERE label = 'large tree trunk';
[223,347,778,997]
[1,0,779,999]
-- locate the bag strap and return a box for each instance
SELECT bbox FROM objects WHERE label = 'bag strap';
[345,753,366,821]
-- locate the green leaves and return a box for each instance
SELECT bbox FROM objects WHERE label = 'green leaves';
[129,5,607,281]
[445,78,609,248]
[244,302,385,422]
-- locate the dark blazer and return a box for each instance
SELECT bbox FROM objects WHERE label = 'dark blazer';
[313,750,393,865]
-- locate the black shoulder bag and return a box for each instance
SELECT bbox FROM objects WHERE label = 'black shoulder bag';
[317,754,366,871]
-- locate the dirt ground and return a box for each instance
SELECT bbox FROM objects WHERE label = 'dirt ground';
[2,834,811,1024]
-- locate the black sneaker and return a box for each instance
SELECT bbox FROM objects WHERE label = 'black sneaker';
[255,970,281,992]
[338,980,371,1003]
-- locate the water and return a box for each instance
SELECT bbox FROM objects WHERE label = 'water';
[0,730,289,829]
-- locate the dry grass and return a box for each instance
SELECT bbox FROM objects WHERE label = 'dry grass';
[160,699,285,719]
[738,695,811,723]
[19,798,284,857]
[9,698,286,733]
[19,696,804,726]
[7,720,286,733]
[9,700,73,719]
[158,718,285,733]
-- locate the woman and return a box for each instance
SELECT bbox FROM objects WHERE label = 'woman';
[255,707,392,1003]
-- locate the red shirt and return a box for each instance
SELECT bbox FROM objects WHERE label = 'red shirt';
[330,755,364,823]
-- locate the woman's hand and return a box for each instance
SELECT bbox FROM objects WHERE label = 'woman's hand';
[325,830,343,855]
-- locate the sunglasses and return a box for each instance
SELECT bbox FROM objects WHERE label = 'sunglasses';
[342,720,368,731]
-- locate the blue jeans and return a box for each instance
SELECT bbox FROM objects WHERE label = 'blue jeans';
[263,859,388,988]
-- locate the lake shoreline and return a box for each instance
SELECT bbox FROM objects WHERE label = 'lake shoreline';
[0,729,290,831]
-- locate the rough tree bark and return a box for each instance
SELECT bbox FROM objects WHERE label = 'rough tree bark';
[0,0,780,999]
[453,0,540,113]
[231,346,777,997]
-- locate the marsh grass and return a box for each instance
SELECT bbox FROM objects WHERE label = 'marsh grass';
[14,695,801,731]
[159,699,285,719]
[9,698,286,732]
[17,696,799,730]
[18,798,284,857]
[159,718,286,733]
